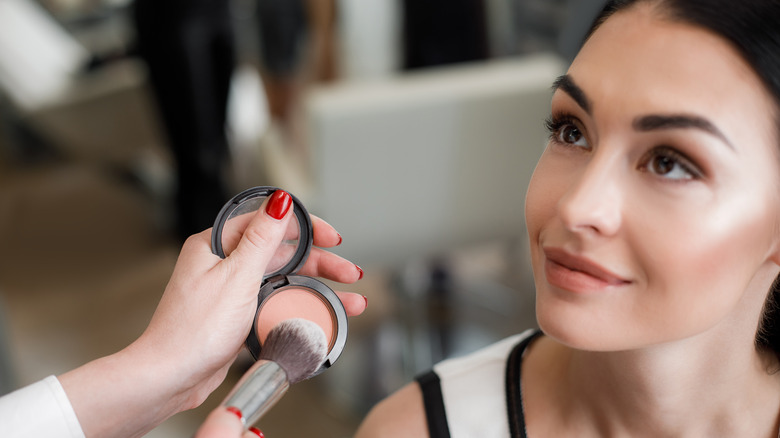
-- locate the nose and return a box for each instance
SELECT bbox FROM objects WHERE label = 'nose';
[557,155,623,237]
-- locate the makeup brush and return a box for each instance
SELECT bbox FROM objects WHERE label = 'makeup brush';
[221,318,328,427]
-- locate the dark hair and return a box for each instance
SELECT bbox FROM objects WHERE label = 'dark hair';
[585,0,780,360]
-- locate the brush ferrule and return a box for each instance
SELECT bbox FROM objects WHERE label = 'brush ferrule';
[222,360,290,427]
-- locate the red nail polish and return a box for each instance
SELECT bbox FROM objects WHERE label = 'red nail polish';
[266,190,292,220]
[362,295,368,308]
[337,233,343,246]
[226,406,243,421]
[356,265,364,280]
[249,427,265,437]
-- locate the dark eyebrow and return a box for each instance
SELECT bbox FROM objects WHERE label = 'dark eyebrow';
[633,115,735,151]
[552,74,592,114]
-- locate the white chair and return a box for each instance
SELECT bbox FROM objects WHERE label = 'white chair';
[303,52,565,269]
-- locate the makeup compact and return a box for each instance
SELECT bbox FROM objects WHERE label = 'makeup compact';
[211,186,348,376]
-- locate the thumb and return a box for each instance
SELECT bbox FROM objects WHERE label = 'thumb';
[220,190,294,287]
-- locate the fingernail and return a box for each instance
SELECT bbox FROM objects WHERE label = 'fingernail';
[225,406,243,422]
[266,190,292,220]
[356,265,364,280]
[336,233,343,246]
[362,295,368,308]
[249,427,265,437]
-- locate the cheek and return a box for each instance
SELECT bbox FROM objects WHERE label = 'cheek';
[640,200,775,323]
[607,182,780,350]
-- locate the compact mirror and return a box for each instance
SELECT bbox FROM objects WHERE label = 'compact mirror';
[211,186,348,376]
[212,186,311,278]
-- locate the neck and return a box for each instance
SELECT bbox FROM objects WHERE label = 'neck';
[539,332,780,437]
[586,340,774,432]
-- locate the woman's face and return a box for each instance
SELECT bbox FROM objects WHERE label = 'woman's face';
[526,5,780,350]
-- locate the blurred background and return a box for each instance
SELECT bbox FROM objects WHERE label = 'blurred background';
[0,0,604,435]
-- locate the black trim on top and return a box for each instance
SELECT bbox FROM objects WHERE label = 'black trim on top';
[505,330,544,438]
[416,370,452,438]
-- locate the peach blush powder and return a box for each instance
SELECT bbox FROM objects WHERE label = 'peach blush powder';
[256,288,336,349]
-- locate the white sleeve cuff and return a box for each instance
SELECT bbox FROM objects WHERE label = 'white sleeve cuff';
[0,375,86,438]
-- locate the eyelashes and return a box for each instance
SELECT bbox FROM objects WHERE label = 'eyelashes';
[544,113,576,140]
[543,114,560,136]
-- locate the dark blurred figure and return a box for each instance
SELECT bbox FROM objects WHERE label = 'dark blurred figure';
[402,0,489,70]
[132,0,235,241]
[255,0,307,127]
[255,0,337,150]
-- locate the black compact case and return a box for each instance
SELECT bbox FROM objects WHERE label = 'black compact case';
[211,186,348,376]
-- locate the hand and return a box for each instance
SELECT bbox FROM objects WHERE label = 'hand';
[195,407,265,438]
[140,190,366,409]
[60,190,367,438]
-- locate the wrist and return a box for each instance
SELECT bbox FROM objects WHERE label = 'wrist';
[59,340,192,438]
[120,337,192,409]
[122,332,208,413]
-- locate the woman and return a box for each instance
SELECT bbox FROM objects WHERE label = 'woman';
[356,0,780,436]
[0,190,367,437]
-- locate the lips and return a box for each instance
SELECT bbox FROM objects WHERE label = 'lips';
[543,247,631,292]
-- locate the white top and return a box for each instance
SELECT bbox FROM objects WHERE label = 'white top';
[0,375,85,438]
[432,329,537,438]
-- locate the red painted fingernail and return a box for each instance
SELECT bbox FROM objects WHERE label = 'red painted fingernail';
[225,406,243,421]
[337,233,343,246]
[249,427,265,437]
[356,265,364,280]
[362,295,368,308]
[266,190,292,220]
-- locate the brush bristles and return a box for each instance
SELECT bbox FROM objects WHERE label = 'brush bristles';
[258,318,329,384]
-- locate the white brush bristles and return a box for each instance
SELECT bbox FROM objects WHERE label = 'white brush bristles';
[258,318,329,384]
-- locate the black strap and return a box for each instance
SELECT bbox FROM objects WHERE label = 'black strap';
[416,370,452,438]
[505,330,543,438]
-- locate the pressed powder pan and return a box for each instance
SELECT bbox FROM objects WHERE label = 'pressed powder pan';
[211,186,348,376]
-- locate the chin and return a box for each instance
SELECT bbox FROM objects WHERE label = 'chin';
[534,296,645,352]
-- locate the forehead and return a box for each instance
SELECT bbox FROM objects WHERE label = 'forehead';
[565,4,777,149]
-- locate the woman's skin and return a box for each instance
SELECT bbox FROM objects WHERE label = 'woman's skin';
[357,3,780,437]
[58,191,366,438]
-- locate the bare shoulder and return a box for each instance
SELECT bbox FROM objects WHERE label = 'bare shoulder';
[354,381,428,437]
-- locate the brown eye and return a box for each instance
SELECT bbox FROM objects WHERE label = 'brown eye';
[560,124,583,144]
[640,147,701,180]
[650,155,676,175]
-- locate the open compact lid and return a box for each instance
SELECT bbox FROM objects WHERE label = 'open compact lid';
[211,186,313,279]
[211,186,348,374]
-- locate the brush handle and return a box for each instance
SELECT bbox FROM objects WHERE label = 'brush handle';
[221,360,290,427]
